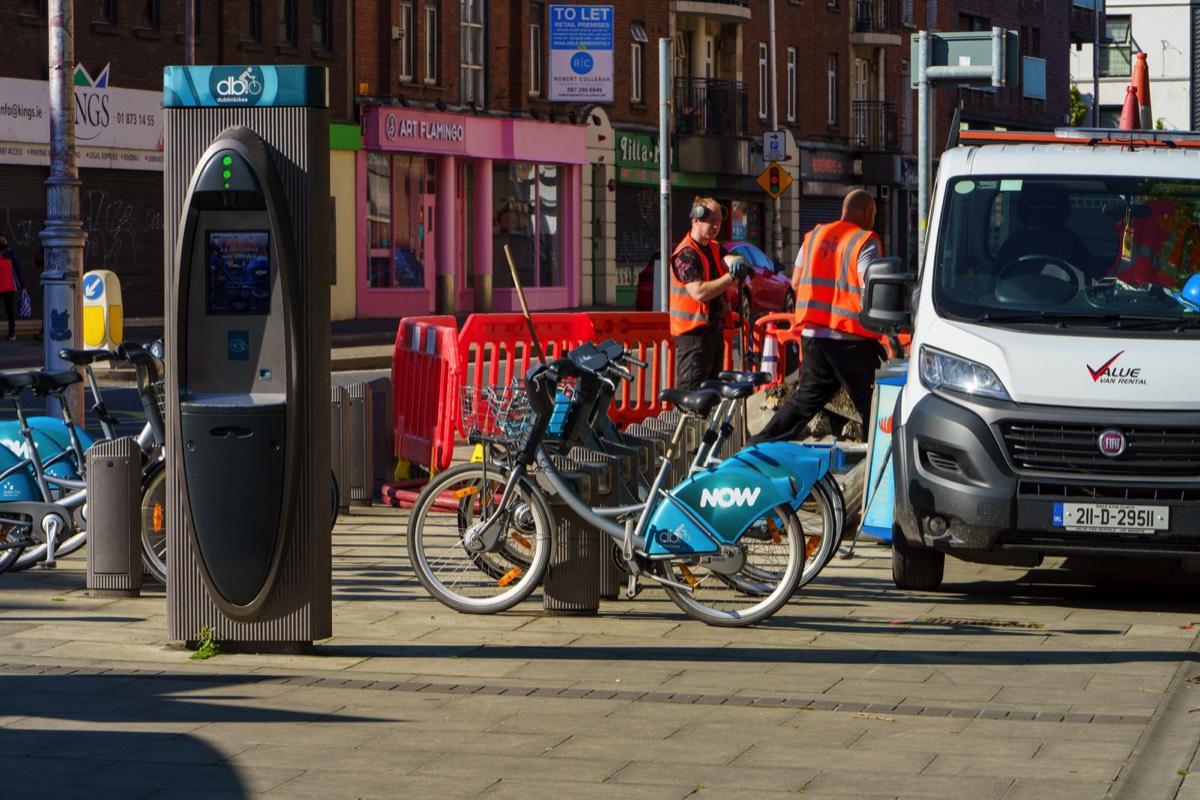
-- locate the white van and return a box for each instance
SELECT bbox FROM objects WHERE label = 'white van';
[861,129,1200,590]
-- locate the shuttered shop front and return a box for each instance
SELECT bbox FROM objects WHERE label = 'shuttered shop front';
[0,164,164,321]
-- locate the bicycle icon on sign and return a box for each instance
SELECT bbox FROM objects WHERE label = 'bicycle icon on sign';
[238,68,262,96]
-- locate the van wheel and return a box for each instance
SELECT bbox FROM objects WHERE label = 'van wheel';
[892,525,944,591]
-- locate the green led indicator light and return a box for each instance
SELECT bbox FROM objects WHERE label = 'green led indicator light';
[222,155,232,166]
[222,169,232,179]
[223,182,230,188]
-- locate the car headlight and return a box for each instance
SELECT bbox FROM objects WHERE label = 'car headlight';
[919,346,1011,401]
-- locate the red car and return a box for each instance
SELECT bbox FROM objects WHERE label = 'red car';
[635,241,795,324]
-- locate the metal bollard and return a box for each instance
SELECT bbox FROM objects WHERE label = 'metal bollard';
[346,382,373,507]
[367,377,394,496]
[86,436,142,597]
[330,384,350,514]
[567,447,623,600]
[544,454,602,615]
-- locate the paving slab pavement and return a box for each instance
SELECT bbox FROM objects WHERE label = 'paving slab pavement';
[2,505,1200,799]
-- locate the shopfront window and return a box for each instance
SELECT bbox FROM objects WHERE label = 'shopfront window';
[494,162,561,288]
[366,152,428,289]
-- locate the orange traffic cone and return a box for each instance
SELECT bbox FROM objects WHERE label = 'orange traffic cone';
[1132,51,1153,129]
[1118,85,1140,130]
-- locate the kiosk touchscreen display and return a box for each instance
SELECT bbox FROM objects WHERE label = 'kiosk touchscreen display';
[206,230,271,315]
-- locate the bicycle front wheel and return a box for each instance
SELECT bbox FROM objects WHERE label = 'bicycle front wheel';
[656,500,803,627]
[406,463,552,614]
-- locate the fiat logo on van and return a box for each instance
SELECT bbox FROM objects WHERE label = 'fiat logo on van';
[1098,429,1126,458]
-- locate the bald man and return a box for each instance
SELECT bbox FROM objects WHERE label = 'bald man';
[749,189,887,445]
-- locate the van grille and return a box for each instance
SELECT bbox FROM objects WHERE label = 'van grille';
[1000,422,1200,477]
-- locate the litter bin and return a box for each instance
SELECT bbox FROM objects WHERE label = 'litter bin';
[544,453,603,615]
[86,436,141,597]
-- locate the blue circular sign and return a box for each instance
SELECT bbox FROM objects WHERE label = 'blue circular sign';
[570,52,594,75]
[83,274,103,300]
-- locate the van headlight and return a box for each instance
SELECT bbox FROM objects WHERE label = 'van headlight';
[919,346,1011,401]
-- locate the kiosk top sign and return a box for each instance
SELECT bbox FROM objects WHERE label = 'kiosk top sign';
[164,65,328,109]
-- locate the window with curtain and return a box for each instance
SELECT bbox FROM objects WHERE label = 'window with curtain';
[138,0,159,29]
[493,162,561,289]
[247,0,262,41]
[786,47,797,122]
[529,4,543,97]
[312,0,332,50]
[758,43,768,119]
[424,2,440,84]
[398,1,414,81]
[279,0,297,46]
[460,0,485,103]
[1100,16,1131,77]
[631,42,643,104]
[827,54,838,125]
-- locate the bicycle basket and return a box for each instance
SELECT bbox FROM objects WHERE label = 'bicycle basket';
[461,383,535,449]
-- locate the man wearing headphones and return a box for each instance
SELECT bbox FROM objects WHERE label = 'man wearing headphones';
[669,197,751,390]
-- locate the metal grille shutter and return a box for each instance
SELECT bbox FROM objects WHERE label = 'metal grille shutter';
[0,165,164,321]
[614,183,661,283]
[798,197,844,240]
[77,168,164,320]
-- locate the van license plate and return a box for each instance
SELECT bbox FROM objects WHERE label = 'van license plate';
[1052,503,1168,534]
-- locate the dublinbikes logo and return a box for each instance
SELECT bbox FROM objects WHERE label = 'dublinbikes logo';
[700,486,761,509]
[209,67,264,105]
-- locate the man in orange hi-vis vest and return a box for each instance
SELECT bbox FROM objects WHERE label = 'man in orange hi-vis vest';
[669,197,751,390]
[748,189,886,445]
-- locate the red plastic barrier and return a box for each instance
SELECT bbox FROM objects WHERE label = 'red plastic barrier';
[752,311,911,385]
[391,315,460,474]
[456,313,593,437]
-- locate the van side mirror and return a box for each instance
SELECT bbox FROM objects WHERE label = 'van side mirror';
[859,257,915,337]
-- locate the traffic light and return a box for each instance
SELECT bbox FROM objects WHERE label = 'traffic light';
[768,165,781,197]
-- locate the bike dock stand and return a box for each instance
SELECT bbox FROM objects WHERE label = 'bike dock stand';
[544,454,604,615]
[565,447,623,600]
[86,436,142,598]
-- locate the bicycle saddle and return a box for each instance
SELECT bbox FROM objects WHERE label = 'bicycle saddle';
[659,387,721,416]
[31,370,83,397]
[0,371,35,397]
[58,347,116,367]
[699,378,756,400]
[718,370,773,386]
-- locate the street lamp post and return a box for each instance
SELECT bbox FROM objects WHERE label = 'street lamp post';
[42,0,85,421]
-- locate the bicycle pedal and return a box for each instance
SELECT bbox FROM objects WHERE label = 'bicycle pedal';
[625,574,640,599]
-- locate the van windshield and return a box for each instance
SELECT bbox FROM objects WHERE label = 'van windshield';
[933,176,1200,329]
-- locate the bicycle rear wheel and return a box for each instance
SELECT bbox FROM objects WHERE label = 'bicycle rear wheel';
[656,500,803,626]
[406,462,551,614]
[139,458,167,584]
[794,478,839,590]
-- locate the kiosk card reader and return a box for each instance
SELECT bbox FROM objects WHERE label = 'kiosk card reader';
[174,126,298,616]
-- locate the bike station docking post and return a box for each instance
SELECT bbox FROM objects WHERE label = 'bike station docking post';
[545,453,604,615]
[162,65,331,653]
[86,436,142,597]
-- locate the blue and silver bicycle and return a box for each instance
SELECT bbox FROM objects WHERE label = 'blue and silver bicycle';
[405,341,834,627]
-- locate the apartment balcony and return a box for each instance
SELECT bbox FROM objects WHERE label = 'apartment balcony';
[1069,0,1101,44]
[671,0,751,25]
[852,100,899,152]
[674,77,748,137]
[850,0,903,48]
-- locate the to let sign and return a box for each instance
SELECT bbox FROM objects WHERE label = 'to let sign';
[548,5,614,102]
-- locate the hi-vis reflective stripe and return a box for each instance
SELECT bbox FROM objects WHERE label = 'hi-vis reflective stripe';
[837,230,871,283]
[800,298,865,318]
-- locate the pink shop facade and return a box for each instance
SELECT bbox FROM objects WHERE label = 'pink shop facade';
[357,105,587,318]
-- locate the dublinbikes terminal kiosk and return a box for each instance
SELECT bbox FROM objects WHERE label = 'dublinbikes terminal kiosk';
[163,65,331,652]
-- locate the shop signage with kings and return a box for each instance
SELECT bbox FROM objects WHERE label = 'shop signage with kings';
[757,163,792,199]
